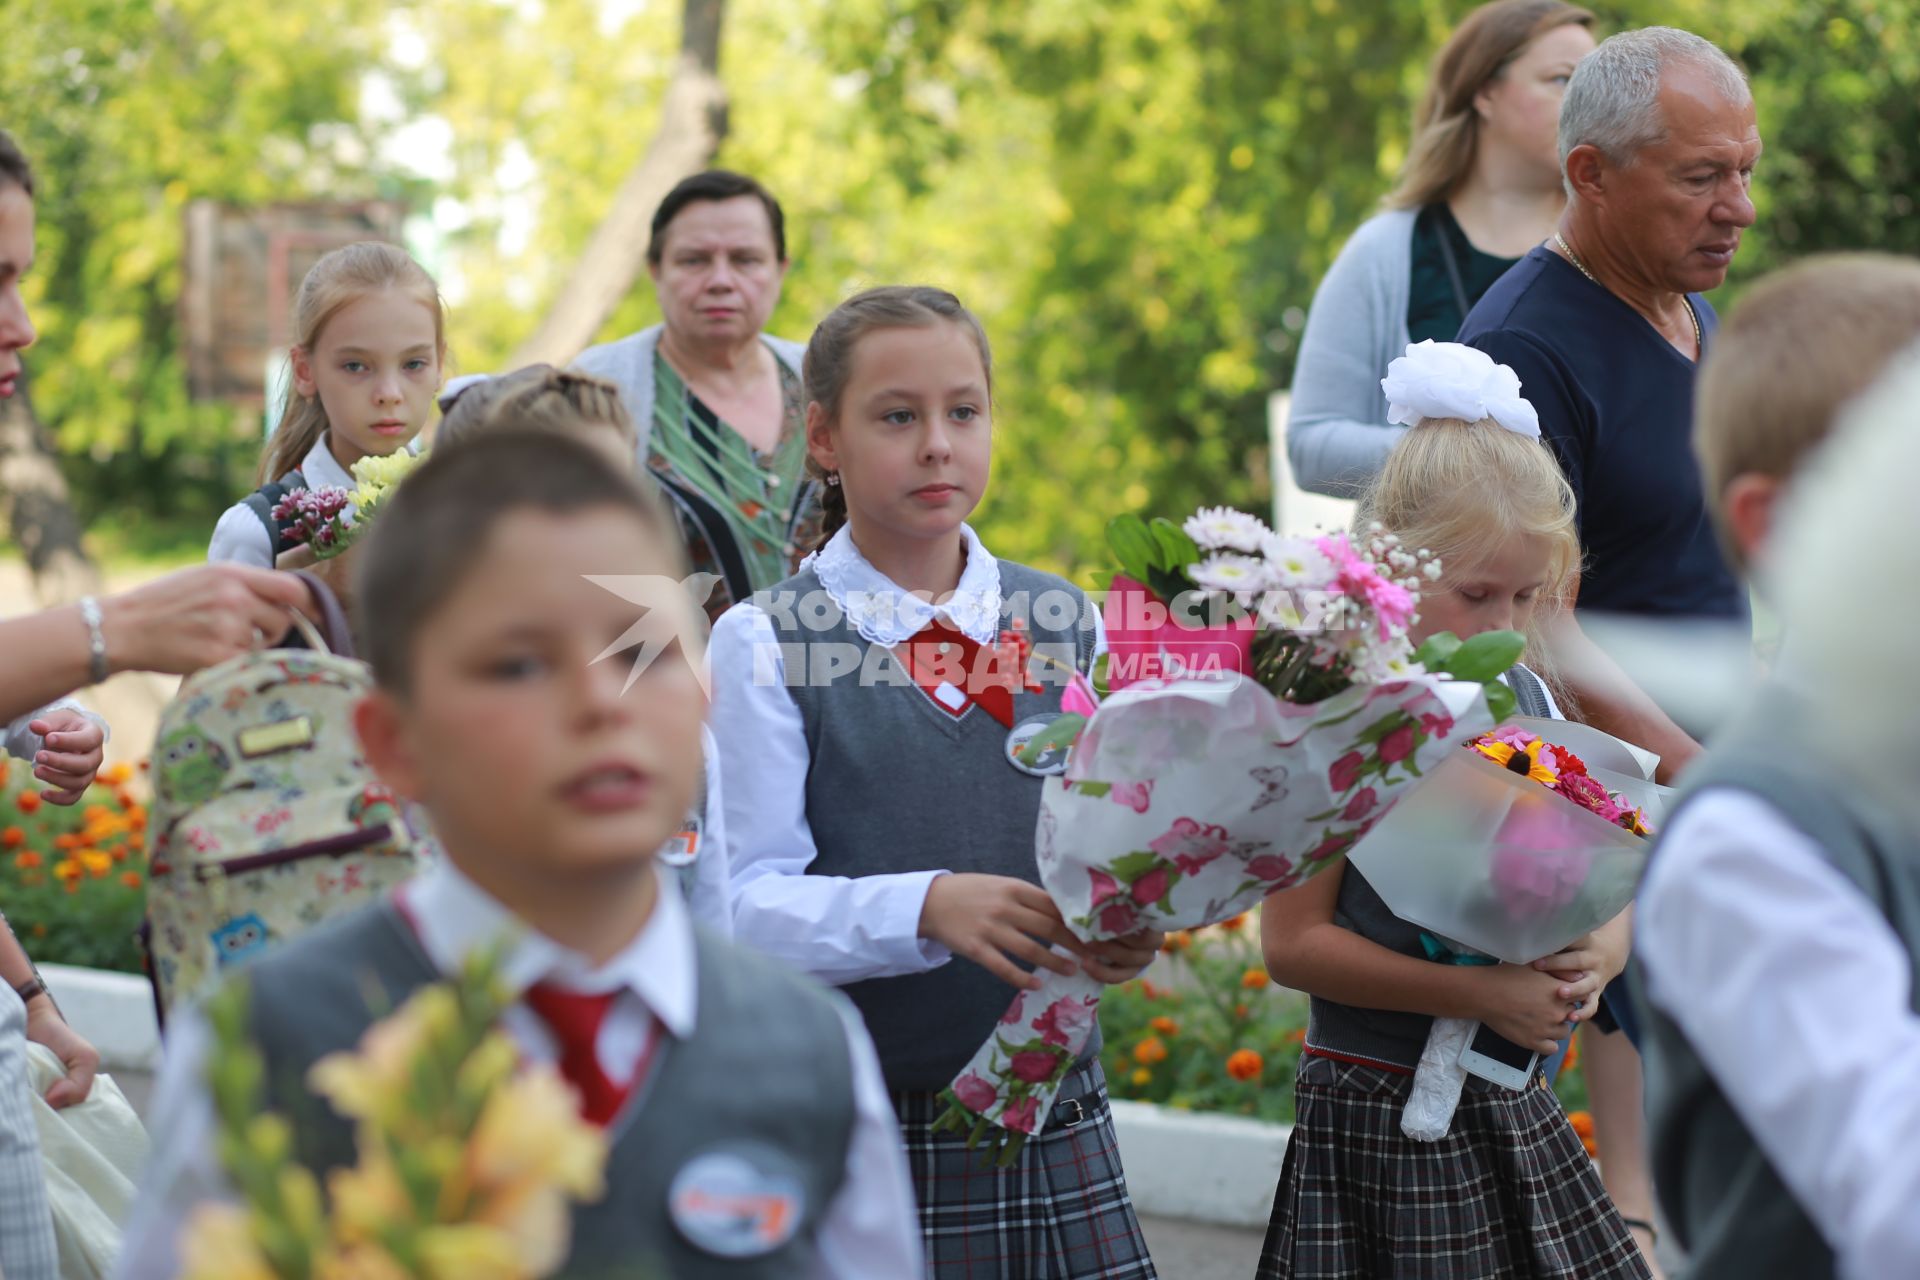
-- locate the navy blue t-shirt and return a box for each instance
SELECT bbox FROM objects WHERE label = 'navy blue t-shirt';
[1458,247,1746,623]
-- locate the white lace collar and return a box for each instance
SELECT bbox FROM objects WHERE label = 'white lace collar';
[802,523,1002,648]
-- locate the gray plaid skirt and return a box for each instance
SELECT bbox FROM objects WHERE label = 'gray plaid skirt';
[893,1059,1156,1279]
[1258,1055,1651,1279]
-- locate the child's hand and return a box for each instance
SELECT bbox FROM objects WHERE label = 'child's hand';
[28,710,104,805]
[1473,963,1582,1055]
[1076,929,1166,985]
[919,874,1081,991]
[1531,929,1627,985]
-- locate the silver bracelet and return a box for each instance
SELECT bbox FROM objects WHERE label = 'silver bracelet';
[78,596,109,685]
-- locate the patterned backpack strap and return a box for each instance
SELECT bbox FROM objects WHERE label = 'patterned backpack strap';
[1506,662,1553,719]
[242,468,308,561]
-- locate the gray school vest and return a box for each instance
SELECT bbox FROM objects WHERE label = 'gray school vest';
[1307,664,1557,1069]
[1631,683,1920,1280]
[242,899,855,1278]
[755,561,1097,1090]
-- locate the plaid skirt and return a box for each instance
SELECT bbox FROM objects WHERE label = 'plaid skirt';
[1257,1056,1651,1280]
[894,1059,1156,1279]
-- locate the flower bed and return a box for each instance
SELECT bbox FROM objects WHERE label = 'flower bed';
[1100,911,1591,1127]
[0,760,149,974]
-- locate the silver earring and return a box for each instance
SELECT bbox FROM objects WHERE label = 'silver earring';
[824,471,841,487]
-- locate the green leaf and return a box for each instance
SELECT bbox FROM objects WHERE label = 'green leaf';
[1148,567,1194,610]
[1150,516,1202,573]
[1413,631,1463,670]
[1483,681,1517,725]
[1016,713,1085,765]
[1109,850,1162,884]
[1107,515,1159,588]
[1441,630,1526,683]
[1091,652,1111,699]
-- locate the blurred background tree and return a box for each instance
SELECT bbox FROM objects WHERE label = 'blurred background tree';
[8,0,1918,578]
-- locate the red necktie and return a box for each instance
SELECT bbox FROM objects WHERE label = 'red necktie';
[522,983,630,1127]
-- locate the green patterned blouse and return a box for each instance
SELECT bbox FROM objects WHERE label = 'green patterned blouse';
[648,350,822,620]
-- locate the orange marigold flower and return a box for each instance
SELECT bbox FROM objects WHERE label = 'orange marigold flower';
[54,833,78,851]
[1226,1049,1264,1081]
[53,858,81,882]
[83,805,109,824]
[1219,913,1247,932]
[1288,1028,1307,1045]
[81,850,113,878]
[1241,968,1269,990]
[1149,1016,1179,1037]
[1567,1110,1598,1158]
[1233,1003,1249,1019]
[30,923,46,938]
[17,791,41,814]
[1138,979,1162,1001]
[111,845,128,862]
[1,826,22,847]
[120,871,142,889]
[1130,1067,1152,1087]
[0,761,9,786]
[1161,931,1192,954]
[101,763,131,785]
[1133,1036,1169,1066]
[114,790,137,811]
[139,758,151,772]
[1563,1031,1581,1075]
[13,851,42,870]
[129,811,147,832]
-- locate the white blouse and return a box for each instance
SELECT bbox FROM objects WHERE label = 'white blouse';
[708,524,1042,985]
[205,435,360,568]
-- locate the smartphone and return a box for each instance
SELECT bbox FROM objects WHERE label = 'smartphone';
[1457,1022,1540,1090]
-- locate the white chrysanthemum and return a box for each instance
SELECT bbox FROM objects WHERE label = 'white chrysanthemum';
[1263,536,1336,590]
[1183,506,1271,554]
[1190,552,1271,602]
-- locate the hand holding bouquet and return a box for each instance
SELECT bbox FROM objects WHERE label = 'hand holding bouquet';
[935,507,1526,1163]
[1347,717,1669,1139]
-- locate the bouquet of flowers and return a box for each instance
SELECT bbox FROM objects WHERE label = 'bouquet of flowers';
[1344,715,1669,1139]
[179,949,610,1280]
[933,507,1526,1163]
[270,451,423,563]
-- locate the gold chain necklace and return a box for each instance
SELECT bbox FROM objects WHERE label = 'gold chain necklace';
[1553,232,1700,351]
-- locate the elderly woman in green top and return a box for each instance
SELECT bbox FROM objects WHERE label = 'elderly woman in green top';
[574,170,818,618]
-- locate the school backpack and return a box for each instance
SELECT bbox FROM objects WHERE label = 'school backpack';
[142,577,425,1016]
[241,468,308,561]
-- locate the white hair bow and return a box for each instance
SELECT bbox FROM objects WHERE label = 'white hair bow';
[1381,340,1541,440]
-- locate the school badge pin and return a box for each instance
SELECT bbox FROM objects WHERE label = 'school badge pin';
[1006,712,1072,777]
[669,1148,806,1258]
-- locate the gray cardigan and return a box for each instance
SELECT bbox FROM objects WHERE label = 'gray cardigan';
[571,323,808,458]
[1285,207,1418,498]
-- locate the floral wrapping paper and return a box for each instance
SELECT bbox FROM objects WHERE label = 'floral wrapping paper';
[942,671,1496,1144]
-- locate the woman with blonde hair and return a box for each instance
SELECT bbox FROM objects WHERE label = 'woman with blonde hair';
[1287,0,1594,497]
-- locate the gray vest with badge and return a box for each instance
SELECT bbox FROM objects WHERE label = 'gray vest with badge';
[756,561,1097,1091]
[1308,664,1556,1069]
[1631,682,1920,1280]
[240,899,855,1277]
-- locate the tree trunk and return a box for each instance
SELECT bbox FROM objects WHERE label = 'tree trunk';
[0,368,101,608]
[506,0,730,369]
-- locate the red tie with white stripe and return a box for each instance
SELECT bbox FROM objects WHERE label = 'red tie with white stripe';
[522,982,631,1128]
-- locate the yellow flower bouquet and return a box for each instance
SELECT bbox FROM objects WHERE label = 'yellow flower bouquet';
[181,951,609,1280]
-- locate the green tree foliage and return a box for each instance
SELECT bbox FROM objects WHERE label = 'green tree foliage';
[10,0,1920,574]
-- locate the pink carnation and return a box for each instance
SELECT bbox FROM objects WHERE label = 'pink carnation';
[1009,1050,1059,1084]
[1246,853,1296,884]
[1379,724,1417,765]
[1557,773,1624,824]
[1099,902,1140,936]
[1000,1096,1040,1134]
[953,1074,998,1112]
[1033,996,1097,1049]
[1150,817,1230,876]
[1110,781,1154,813]
[1131,866,1170,907]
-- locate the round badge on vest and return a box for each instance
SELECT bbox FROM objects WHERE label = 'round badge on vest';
[668,1146,806,1258]
[658,809,701,868]
[1005,713,1071,777]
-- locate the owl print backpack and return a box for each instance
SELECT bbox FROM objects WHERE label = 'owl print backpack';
[142,580,425,1015]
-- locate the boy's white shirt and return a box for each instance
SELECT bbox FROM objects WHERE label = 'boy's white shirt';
[205,434,361,569]
[1637,645,1920,1280]
[113,860,923,1280]
[707,523,1106,986]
